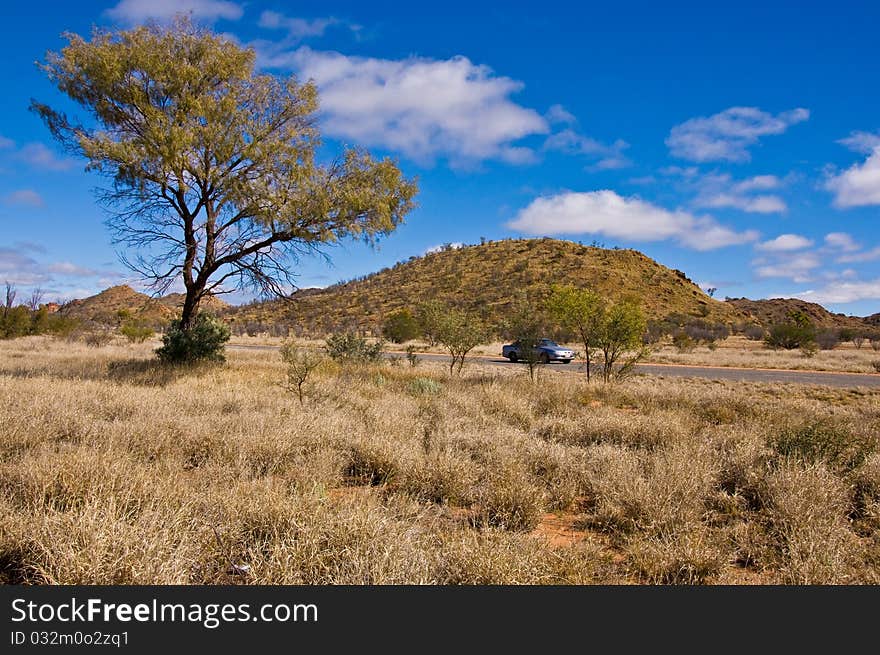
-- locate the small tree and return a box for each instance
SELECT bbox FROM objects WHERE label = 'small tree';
[434,307,488,375]
[3,282,15,320]
[33,19,417,362]
[764,311,816,351]
[382,308,420,343]
[852,333,866,349]
[280,339,325,405]
[416,300,446,347]
[816,329,840,351]
[596,299,648,382]
[547,285,603,382]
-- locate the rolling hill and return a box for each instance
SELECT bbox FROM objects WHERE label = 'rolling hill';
[225,238,744,334]
[723,297,869,331]
[60,285,227,327]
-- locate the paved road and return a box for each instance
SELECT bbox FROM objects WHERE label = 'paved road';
[229,343,880,389]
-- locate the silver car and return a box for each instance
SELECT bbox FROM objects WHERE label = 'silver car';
[502,338,575,364]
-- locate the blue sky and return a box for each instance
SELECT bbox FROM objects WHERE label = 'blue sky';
[1,1,879,316]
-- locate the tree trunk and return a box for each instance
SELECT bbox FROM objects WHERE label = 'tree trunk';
[179,286,203,332]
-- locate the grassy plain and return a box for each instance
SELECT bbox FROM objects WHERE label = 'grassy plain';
[1,336,879,584]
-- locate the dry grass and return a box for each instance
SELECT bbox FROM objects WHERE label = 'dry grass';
[1,336,878,585]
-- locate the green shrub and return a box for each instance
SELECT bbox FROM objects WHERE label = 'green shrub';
[325,333,384,364]
[156,314,230,363]
[770,420,876,472]
[382,309,420,343]
[764,311,816,351]
[120,322,154,343]
[407,377,442,396]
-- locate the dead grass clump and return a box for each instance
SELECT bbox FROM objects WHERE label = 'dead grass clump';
[762,464,863,584]
[627,529,726,584]
[472,471,547,532]
[398,450,481,505]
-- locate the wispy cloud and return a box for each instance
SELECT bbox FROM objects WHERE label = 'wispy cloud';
[837,130,880,154]
[753,252,821,283]
[794,278,880,304]
[257,10,344,40]
[824,232,861,252]
[259,46,548,166]
[544,129,631,170]
[105,0,243,24]
[3,189,44,207]
[666,169,788,214]
[17,143,77,172]
[666,106,809,163]
[507,190,758,251]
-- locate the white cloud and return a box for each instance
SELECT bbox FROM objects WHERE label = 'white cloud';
[837,247,880,264]
[794,279,880,304]
[105,0,243,24]
[545,104,576,125]
[756,234,813,252]
[544,129,631,170]
[258,10,340,40]
[47,262,101,277]
[3,189,44,207]
[677,171,788,214]
[825,148,880,208]
[824,232,861,252]
[507,190,758,251]
[17,143,76,172]
[666,106,809,163]
[837,130,880,154]
[425,242,464,255]
[753,252,821,283]
[257,46,548,165]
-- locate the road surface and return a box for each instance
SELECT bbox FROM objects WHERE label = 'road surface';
[229,343,880,389]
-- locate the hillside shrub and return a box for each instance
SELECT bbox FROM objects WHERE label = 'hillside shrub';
[743,325,765,341]
[325,332,384,364]
[156,314,230,363]
[764,311,816,351]
[120,322,154,343]
[816,330,840,350]
[382,309,420,343]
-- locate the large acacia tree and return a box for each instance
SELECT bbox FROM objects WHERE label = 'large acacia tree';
[32,19,417,338]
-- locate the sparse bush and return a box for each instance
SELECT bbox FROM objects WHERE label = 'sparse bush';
[672,331,695,353]
[432,307,488,375]
[83,330,113,347]
[743,325,765,341]
[872,360,880,374]
[325,332,384,364]
[280,340,326,405]
[156,314,230,363]
[870,336,880,351]
[815,329,840,350]
[405,345,419,367]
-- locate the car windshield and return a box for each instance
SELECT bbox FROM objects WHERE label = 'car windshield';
[539,339,559,347]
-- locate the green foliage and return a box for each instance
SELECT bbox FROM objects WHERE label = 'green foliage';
[765,311,817,351]
[325,333,384,364]
[672,331,696,353]
[407,377,443,396]
[547,285,604,381]
[597,298,648,382]
[0,306,31,339]
[416,300,447,346]
[432,307,489,375]
[156,314,230,363]
[120,321,154,343]
[381,309,420,343]
[34,18,417,338]
[770,421,876,472]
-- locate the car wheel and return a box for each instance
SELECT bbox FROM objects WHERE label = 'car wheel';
[561,359,571,364]
[508,352,518,363]
[540,352,550,364]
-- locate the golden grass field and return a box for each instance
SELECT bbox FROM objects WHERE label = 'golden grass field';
[1,336,879,584]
